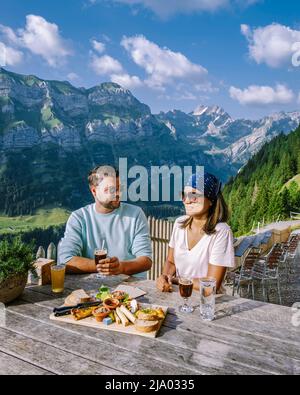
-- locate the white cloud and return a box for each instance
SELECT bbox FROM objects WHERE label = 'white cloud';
[99,0,259,18]
[121,35,208,90]
[90,54,123,75]
[91,39,106,54]
[230,84,295,106]
[241,23,300,68]
[0,15,72,67]
[0,25,19,45]
[110,73,143,89]
[67,72,80,82]
[88,33,215,99]
[0,42,23,66]
[195,81,219,93]
[90,52,141,89]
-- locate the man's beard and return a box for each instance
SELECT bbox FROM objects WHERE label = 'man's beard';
[100,200,121,210]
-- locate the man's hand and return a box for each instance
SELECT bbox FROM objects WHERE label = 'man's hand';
[97,256,123,276]
[156,274,173,292]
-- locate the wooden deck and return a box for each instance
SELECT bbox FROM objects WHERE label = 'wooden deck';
[0,274,300,375]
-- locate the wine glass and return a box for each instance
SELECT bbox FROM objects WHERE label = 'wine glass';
[177,270,194,313]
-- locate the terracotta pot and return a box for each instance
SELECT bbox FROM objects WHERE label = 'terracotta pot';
[92,306,110,322]
[0,273,28,304]
[103,298,120,310]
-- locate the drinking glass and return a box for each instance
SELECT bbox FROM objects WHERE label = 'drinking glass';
[200,277,216,321]
[51,265,66,293]
[178,277,194,313]
[94,240,108,280]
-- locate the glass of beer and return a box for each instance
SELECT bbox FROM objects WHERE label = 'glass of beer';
[95,242,108,279]
[51,265,66,293]
[178,276,194,313]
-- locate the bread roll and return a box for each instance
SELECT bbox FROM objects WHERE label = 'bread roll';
[134,319,159,333]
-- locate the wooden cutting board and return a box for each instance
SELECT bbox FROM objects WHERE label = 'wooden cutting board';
[49,304,168,338]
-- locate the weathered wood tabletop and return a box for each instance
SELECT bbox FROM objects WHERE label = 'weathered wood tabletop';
[0,274,299,375]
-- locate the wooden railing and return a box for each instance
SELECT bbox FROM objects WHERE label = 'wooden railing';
[36,217,175,281]
[290,211,300,220]
[147,217,174,280]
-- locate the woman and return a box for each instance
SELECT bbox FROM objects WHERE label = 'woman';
[156,171,235,293]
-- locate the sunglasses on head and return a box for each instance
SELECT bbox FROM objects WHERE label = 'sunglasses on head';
[181,191,204,202]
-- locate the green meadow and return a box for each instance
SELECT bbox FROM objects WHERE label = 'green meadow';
[0,207,70,235]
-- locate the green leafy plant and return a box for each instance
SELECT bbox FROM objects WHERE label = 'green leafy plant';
[0,237,36,283]
[96,286,111,301]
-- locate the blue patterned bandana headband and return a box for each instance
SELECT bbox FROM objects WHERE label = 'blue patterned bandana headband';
[186,172,222,203]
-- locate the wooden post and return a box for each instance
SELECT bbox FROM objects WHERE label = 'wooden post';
[36,246,45,259]
[47,242,57,261]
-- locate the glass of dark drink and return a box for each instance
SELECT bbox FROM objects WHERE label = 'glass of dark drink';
[178,277,194,313]
[94,244,108,279]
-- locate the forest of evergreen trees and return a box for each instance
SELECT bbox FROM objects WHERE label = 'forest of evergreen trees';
[223,126,300,236]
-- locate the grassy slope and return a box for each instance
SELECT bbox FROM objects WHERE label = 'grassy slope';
[283,174,300,190]
[0,207,70,234]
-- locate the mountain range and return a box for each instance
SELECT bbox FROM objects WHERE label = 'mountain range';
[157,106,300,166]
[0,67,300,215]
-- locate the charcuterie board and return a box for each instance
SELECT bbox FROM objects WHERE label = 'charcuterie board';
[49,303,168,338]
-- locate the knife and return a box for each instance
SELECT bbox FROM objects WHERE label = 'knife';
[53,301,102,317]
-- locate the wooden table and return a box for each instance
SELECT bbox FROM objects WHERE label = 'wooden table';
[0,274,300,375]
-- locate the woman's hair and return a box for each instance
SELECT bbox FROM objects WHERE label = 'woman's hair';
[179,191,229,235]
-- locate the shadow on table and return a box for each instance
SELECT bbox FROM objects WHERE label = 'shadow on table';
[5,286,69,309]
[214,299,265,320]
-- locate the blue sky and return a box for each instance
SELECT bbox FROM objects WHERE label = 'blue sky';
[1,0,300,119]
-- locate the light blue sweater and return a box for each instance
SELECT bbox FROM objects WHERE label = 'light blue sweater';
[58,203,152,264]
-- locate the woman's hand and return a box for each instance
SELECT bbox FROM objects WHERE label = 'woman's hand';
[156,274,173,292]
[192,278,200,291]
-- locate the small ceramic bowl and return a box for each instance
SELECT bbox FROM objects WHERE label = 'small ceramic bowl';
[111,291,127,301]
[103,298,120,310]
[92,306,110,322]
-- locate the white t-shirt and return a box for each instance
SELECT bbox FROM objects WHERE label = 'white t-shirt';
[169,216,235,279]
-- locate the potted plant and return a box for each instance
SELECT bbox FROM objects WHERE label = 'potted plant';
[0,237,36,304]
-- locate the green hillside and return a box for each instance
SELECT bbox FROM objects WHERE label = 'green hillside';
[282,174,300,190]
[0,207,71,235]
[223,127,300,236]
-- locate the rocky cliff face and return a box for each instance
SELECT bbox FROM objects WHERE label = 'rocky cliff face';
[1,68,230,215]
[1,67,299,215]
[2,67,299,166]
[0,68,157,151]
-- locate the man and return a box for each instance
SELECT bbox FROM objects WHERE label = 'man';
[58,165,152,276]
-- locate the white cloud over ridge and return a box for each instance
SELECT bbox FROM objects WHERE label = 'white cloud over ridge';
[241,23,300,68]
[0,15,72,67]
[110,73,142,88]
[230,84,295,106]
[89,42,143,90]
[0,42,23,66]
[90,54,123,75]
[88,34,215,99]
[121,35,208,90]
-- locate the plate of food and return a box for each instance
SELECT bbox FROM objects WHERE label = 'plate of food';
[50,286,168,338]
